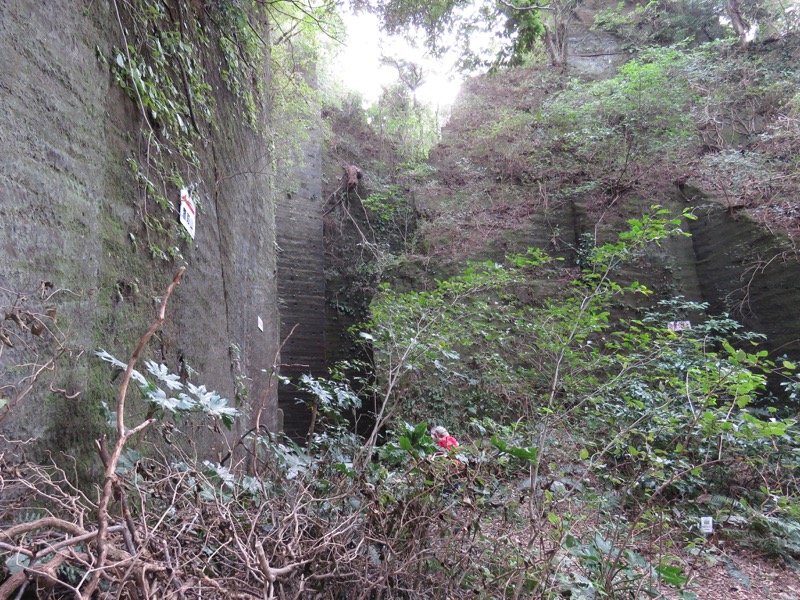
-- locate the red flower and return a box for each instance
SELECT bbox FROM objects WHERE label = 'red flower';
[437,435,459,451]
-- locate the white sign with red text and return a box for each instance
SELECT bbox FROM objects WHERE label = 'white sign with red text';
[179,188,196,239]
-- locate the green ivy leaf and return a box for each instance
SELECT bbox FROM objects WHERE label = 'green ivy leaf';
[491,437,538,463]
[656,564,688,586]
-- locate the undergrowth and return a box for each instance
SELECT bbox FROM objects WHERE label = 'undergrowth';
[1,211,798,598]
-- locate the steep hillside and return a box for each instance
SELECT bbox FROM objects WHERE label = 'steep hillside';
[405,35,800,374]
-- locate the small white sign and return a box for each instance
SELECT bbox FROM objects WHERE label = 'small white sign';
[668,320,692,332]
[700,516,713,534]
[179,188,196,239]
[257,316,264,332]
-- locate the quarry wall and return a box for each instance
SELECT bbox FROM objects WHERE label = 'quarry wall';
[0,0,325,476]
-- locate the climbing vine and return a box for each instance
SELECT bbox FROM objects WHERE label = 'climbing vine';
[99,1,215,260]
[100,0,337,260]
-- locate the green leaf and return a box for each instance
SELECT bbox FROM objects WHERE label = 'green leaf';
[579,448,589,460]
[656,564,688,586]
[491,437,538,463]
[398,436,413,452]
[760,423,788,436]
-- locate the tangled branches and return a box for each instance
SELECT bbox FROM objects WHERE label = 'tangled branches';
[0,269,487,598]
[6,264,797,598]
[0,433,489,598]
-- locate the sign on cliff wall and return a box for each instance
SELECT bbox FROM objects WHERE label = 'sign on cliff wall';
[180,188,196,239]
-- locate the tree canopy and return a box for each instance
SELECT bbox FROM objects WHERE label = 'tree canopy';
[352,0,800,71]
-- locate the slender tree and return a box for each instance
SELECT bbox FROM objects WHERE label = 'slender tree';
[727,0,751,45]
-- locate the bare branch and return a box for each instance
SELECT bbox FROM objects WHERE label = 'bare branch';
[497,0,554,11]
[84,267,185,597]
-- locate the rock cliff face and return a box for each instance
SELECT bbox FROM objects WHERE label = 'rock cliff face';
[688,202,800,369]
[568,0,629,78]
[276,96,326,439]
[0,1,316,476]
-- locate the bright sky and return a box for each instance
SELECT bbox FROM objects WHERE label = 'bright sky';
[333,11,464,110]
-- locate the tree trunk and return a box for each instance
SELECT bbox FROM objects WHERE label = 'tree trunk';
[726,0,750,46]
[544,23,568,68]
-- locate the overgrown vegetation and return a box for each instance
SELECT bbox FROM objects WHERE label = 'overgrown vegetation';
[2,209,799,597]
[321,71,441,335]
[357,0,798,69]
[102,0,335,261]
[314,15,800,598]
[412,34,800,270]
[102,0,211,262]
[595,0,800,49]
[4,1,800,598]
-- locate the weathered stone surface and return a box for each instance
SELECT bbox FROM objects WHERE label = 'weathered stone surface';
[567,0,628,79]
[276,120,326,439]
[688,202,800,366]
[0,1,284,474]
